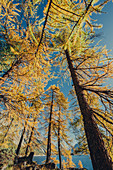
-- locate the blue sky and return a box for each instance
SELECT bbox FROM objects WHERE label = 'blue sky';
[93,1,113,56]
[43,1,113,145]
[47,0,113,98]
[92,1,113,89]
[39,0,113,56]
[0,0,112,148]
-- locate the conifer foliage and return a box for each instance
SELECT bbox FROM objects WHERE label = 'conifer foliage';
[42,85,72,166]
[0,0,113,169]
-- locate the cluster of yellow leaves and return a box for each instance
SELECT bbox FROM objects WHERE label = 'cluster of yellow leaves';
[0,0,113,165]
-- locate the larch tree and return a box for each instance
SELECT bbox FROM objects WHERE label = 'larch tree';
[42,85,74,167]
[69,89,90,155]
[0,0,113,169]
[57,106,62,169]
[0,0,50,163]
[46,88,54,164]
[70,88,113,157]
[25,117,37,156]
[41,86,57,164]
[65,35,113,170]
[53,88,75,169]
[42,0,113,169]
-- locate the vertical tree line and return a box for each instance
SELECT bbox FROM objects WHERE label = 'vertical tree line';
[46,89,54,163]
[0,0,113,169]
[65,49,112,169]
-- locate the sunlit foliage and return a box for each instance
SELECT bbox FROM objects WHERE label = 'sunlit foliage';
[0,0,113,169]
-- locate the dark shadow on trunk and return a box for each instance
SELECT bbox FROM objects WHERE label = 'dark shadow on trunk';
[65,49,112,170]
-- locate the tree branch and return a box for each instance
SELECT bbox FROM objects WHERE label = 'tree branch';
[35,0,53,56]
[93,110,113,125]
[93,114,113,136]
[52,2,80,16]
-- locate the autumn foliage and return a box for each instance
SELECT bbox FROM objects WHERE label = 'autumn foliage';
[0,0,113,169]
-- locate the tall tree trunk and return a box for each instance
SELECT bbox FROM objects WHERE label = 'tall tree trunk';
[46,90,54,164]
[25,118,36,156]
[15,116,29,156]
[65,49,112,170]
[2,118,14,143]
[16,125,26,156]
[58,106,62,169]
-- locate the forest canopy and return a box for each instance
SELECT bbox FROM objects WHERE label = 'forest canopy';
[0,0,113,169]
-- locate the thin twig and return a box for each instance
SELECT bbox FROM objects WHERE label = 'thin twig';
[52,1,80,16]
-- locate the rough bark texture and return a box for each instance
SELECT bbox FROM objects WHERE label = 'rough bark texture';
[65,49,112,170]
[46,90,54,163]
[58,107,62,169]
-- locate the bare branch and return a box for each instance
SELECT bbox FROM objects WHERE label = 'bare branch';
[35,0,53,56]
[75,64,108,70]
[67,0,94,41]
[52,1,80,16]
[93,110,113,125]
[0,58,21,80]
[93,114,113,137]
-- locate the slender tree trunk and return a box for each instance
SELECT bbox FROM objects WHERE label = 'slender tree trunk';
[15,116,29,156]
[25,127,34,156]
[25,118,36,156]
[16,126,26,156]
[46,90,54,164]
[2,118,14,143]
[65,49,112,170]
[58,106,62,169]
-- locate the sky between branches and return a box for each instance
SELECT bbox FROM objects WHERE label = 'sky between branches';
[41,0,113,100]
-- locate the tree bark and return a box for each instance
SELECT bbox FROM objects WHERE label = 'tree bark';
[25,117,36,156]
[15,126,26,156]
[65,49,112,170]
[46,90,54,163]
[58,106,62,169]
[58,107,62,169]
[15,116,29,156]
